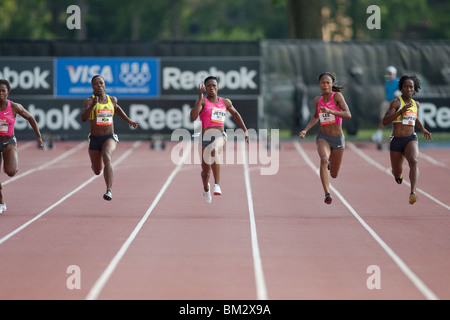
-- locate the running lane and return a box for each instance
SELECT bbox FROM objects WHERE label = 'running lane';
[0,141,174,299]
[342,141,450,299]
[93,142,259,299]
[247,141,439,299]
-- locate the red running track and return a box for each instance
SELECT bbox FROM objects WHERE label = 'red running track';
[0,139,449,300]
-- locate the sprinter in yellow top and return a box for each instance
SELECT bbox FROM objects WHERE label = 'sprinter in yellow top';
[383,75,432,205]
[89,94,115,126]
[81,75,139,201]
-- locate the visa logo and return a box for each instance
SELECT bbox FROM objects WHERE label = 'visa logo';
[66,65,113,84]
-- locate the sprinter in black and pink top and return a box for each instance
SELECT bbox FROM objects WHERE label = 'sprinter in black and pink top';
[190,76,249,204]
[0,79,45,214]
[299,72,352,205]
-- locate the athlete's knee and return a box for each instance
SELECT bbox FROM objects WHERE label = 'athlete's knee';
[408,156,418,168]
[201,168,210,179]
[4,167,18,177]
[91,165,102,175]
[330,171,338,179]
[320,155,329,166]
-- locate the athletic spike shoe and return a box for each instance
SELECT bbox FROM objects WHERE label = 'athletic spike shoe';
[0,203,7,214]
[203,183,212,204]
[409,192,418,205]
[213,184,222,196]
[324,193,332,205]
[395,174,403,184]
[103,189,112,201]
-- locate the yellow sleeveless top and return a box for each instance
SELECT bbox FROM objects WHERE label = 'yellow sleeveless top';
[393,96,418,126]
[89,94,114,126]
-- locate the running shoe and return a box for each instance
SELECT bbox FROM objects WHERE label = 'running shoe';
[395,174,403,184]
[324,193,332,204]
[203,183,212,204]
[0,203,6,214]
[409,192,418,205]
[103,189,112,201]
[213,184,222,196]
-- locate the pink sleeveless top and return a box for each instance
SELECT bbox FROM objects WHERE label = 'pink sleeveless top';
[317,92,342,125]
[199,97,227,128]
[0,100,16,136]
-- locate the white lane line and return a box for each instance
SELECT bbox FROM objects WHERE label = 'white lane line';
[85,142,190,300]
[3,141,88,186]
[294,141,439,300]
[419,152,446,168]
[0,141,141,245]
[242,142,268,300]
[17,141,34,151]
[347,142,450,211]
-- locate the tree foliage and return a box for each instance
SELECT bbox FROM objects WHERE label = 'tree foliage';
[0,0,448,41]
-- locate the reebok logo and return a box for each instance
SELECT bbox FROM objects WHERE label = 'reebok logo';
[0,66,50,90]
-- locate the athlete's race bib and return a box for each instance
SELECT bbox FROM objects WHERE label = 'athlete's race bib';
[211,107,226,124]
[319,112,336,125]
[402,111,417,126]
[96,109,113,126]
[0,119,9,133]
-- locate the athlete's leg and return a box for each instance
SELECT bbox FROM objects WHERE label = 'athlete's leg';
[316,139,331,195]
[1,144,19,210]
[403,140,419,195]
[328,148,345,179]
[201,146,211,192]
[0,153,3,205]
[390,151,404,181]
[2,144,19,177]
[101,138,117,192]
[89,149,103,175]
[210,136,226,185]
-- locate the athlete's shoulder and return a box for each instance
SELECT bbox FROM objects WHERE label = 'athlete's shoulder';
[107,94,118,105]
[314,96,321,105]
[220,97,232,107]
[9,100,22,109]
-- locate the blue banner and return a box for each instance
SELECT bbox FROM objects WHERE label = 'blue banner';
[56,57,159,97]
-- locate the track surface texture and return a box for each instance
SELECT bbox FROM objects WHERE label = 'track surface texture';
[0,139,448,300]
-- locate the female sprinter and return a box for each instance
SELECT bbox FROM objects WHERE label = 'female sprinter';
[0,79,45,214]
[299,72,352,204]
[190,76,249,204]
[81,75,139,201]
[382,75,432,204]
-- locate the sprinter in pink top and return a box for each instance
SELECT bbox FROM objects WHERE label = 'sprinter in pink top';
[0,79,45,214]
[190,76,249,203]
[299,72,352,205]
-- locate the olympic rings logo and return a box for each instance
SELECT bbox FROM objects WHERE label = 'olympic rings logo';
[119,62,151,87]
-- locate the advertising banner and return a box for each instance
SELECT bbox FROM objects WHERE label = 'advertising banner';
[14,98,258,140]
[55,57,160,97]
[0,58,53,95]
[418,97,450,132]
[161,58,260,96]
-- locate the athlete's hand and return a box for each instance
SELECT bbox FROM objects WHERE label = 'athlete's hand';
[129,121,139,129]
[320,106,330,114]
[37,137,46,151]
[423,129,432,141]
[399,102,411,113]
[299,130,307,139]
[198,84,205,98]
[91,96,98,108]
